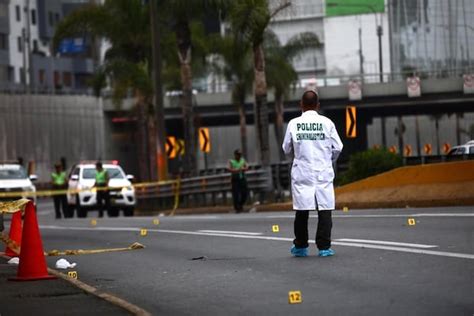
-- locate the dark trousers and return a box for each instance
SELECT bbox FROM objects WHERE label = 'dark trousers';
[96,189,109,217]
[231,178,247,212]
[53,194,69,218]
[293,210,333,250]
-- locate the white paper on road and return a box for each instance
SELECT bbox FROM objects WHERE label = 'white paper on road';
[7,257,19,265]
[55,258,77,269]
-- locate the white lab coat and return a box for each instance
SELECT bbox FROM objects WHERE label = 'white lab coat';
[282,110,343,211]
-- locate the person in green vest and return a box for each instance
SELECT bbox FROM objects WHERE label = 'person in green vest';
[51,163,70,219]
[94,162,110,218]
[227,149,249,213]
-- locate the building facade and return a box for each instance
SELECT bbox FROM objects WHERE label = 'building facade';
[0,0,94,94]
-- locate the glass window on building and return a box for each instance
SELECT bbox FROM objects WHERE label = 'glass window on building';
[63,72,72,87]
[38,69,45,84]
[54,71,60,87]
[48,11,54,26]
[15,5,21,22]
[17,37,22,52]
[33,40,38,52]
[31,9,36,25]
[19,67,25,84]
[55,13,60,23]
[8,66,14,82]
[0,3,8,17]
[0,33,8,50]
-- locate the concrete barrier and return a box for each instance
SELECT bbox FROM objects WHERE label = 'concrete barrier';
[335,160,474,208]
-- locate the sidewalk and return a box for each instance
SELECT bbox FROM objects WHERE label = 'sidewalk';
[0,257,131,316]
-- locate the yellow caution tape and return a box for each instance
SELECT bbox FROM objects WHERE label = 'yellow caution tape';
[0,199,30,214]
[44,242,145,256]
[0,233,21,254]
[0,179,179,198]
[0,233,145,257]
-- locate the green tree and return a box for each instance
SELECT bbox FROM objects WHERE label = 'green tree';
[265,30,321,161]
[52,0,163,182]
[210,34,254,158]
[230,0,290,170]
[160,0,230,176]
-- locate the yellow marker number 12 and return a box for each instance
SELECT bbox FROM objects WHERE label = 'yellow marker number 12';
[288,291,302,304]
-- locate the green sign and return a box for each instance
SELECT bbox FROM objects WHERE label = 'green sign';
[326,0,385,17]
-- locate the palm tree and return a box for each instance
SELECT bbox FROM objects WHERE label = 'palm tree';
[52,0,162,182]
[265,30,321,161]
[209,34,254,158]
[229,0,290,168]
[160,0,230,176]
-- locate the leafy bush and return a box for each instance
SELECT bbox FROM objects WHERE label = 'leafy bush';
[337,148,403,186]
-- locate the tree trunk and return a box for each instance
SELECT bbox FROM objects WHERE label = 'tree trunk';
[135,94,150,182]
[253,44,270,167]
[177,21,197,176]
[274,91,285,162]
[147,105,158,181]
[150,0,168,181]
[237,102,248,159]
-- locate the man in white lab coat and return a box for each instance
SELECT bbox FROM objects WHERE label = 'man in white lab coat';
[282,89,343,257]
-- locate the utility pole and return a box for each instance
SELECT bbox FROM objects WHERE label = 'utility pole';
[150,0,168,180]
[377,24,383,83]
[358,27,364,79]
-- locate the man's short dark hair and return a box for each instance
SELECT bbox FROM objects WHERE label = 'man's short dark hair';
[302,90,319,107]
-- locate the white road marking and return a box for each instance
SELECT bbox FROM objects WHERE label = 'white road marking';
[335,238,437,248]
[198,230,262,236]
[39,225,474,260]
[266,213,474,219]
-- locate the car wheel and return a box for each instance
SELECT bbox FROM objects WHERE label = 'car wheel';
[107,208,119,217]
[123,207,134,217]
[76,196,87,218]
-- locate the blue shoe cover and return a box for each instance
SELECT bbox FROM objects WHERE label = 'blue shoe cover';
[291,245,308,257]
[318,248,335,257]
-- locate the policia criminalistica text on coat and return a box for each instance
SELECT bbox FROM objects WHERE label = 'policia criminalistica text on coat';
[282,89,343,258]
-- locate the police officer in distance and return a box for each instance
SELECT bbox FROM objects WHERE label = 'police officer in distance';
[227,149,249,213]
[51,163,70,219]
[94,162,110,218]
[282,89,343,257]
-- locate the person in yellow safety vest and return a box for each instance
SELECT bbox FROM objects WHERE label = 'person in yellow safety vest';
[227,149,249,213]
[51,163,70,219]
[94,162,109,218]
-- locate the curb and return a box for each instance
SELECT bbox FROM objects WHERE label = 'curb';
[47,267,151,316]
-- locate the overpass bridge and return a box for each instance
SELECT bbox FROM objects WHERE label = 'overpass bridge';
[105,74,474,167]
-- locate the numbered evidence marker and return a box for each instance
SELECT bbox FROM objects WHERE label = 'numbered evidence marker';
[68,271,78,279]
[272,225,280,233]
[343,206,349,212]
[140,229,148,236]
[288,291,302,304]
[407,218,416,226]
[153,219,160,225]
[91,219,97,226]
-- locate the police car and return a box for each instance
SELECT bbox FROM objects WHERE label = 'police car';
[0,162,37,231]
[447,140,474,155]
[67,161,136,217]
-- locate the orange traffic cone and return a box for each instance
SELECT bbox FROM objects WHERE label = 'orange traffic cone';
[10,202,55,281]
[5,211,22,257]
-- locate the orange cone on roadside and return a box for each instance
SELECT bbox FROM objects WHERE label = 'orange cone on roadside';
[5,211,22,257]
[10,202,55,281]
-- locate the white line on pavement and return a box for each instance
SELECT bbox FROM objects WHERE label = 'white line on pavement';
[335,238,437,248]
[198,230,262,236]
[266,213,474,219]
[39,225,474,260]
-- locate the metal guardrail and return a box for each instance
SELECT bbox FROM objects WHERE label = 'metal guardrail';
[136,169,268,210]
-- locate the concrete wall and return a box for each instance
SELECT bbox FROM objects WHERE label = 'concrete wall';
[0,94,105,181]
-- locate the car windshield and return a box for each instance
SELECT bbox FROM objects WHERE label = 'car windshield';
[82,167,124,179]
[0,166,28,180]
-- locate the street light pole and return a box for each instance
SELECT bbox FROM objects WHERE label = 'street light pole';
[377,24,383,82]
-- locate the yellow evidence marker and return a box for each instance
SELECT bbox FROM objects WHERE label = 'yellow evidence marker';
[272,225,280,233]
[68,271,78,279]
[140,229,148,236]
[91,219,97,226]
[408,218,416,226]
[343,206,349,212]
[288,291,302,304]
[153,219,160,225]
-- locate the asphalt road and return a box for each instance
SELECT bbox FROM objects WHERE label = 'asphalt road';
[32,200,474,315]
